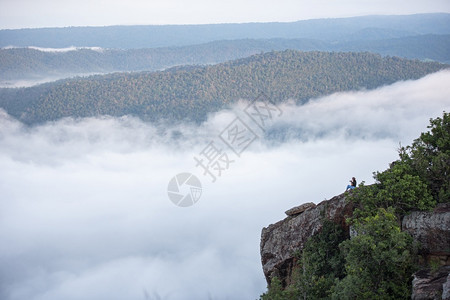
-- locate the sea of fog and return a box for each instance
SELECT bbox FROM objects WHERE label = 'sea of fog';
[0,70,449,300]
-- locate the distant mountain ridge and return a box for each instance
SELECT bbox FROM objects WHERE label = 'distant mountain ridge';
[0,50,447,125]
[1,34,449,84]
[1,13,449,49]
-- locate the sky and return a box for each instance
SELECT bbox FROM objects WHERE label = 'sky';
[1,70,450,299]
[0,0,449,29]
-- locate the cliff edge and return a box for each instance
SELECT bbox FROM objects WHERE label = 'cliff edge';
[260,193,353,286]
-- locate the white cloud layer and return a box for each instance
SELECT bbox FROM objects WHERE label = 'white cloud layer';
[0,70,449,299]
[2,46,104,53]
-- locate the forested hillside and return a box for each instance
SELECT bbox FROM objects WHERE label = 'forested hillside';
[2,34,449,83]
[0,50,447,124]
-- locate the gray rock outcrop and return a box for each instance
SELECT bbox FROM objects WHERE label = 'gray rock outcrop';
[402,203,450,259]
[284,202,316,216]
[260,193,352,285]
[404,203,450,299]
[443,273,450,300]
[412,266,450,300]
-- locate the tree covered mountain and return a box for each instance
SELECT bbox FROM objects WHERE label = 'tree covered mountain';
[0,50,447,124]
[1,34,449,83]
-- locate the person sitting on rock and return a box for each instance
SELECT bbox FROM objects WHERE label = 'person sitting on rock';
[346,177,357,191]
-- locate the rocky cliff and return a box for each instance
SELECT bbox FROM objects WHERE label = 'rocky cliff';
[402,203,450,264]
[260,193,353,286]
[260,195,450,298]
[403,203,450,300]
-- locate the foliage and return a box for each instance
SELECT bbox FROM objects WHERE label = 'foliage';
[259,277,290,300]
[349,160,435,219]
[296,219,346,299]
[0,51,447,125]
[348,113,450,216]
[404,112,450,203]
[332,208,414,300]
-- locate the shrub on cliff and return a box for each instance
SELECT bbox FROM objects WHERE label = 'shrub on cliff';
[297,219,346,299]
[350,112,449,218]
[332,208,415,299]
[349,159,434,219]
[404,112,450,203]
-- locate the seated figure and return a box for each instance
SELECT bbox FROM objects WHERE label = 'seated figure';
[346,177,357,191]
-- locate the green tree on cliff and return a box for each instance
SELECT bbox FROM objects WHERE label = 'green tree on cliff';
[332,208,414,299]
[297,219,346,299]
[404,112,450,203]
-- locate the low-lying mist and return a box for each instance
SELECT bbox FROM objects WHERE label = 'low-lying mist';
[0,70,449,299]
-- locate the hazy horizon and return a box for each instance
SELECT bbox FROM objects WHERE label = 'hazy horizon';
[1,0,449,29]
[0,12,449,30]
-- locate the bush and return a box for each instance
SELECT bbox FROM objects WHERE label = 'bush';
[332,208,414,300]
[350,160,435,219]
[405,112,450,203]
[260,277,290,300]
[297,219,346,299]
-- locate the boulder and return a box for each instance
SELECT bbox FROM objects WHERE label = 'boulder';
[284,202,316,216]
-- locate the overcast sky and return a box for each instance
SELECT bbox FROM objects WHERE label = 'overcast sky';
[0,0,449,29]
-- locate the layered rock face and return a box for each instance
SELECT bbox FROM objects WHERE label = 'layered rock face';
[402,203,450,264]
[260,193,352,285]
[412,266,450,300]
[403,203,450,300]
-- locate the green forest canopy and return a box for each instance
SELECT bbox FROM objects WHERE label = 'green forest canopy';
[0,50,448,124]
